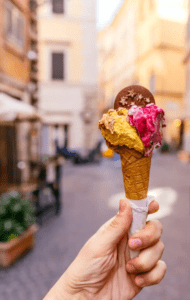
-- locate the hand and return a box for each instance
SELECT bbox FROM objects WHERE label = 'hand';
[44,199,166,300]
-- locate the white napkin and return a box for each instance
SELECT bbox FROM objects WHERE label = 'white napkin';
[127,195,155,259]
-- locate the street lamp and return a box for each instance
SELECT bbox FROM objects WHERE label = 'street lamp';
[27,50,37,60]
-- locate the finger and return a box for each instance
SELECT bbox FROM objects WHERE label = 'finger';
[135,260,167,287]
[128,220,163,251]
[117,234,128,267]
[95,199,132,251]
[126,240,164,274]
[148,200,159,214]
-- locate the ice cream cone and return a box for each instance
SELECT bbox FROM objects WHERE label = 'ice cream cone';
[107,142,151,200]
[119,147,151,200]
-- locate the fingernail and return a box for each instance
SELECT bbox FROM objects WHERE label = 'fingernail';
[129,238,142,248]
[119,200,126,214]
[136,277,144,287]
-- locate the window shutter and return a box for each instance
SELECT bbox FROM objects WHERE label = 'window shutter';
[52,52,64,80]
[5,5,13,36]
[16,15,25,46]
[52,0,64,14]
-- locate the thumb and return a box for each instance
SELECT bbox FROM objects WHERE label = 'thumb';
[97,199,133,249]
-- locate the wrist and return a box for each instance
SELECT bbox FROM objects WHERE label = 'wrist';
[59,273,88,300]
[43,273,87,300]
[43,285,83,300]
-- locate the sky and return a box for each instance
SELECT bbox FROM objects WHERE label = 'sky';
[96,0,187,30]
[97,0,124,30]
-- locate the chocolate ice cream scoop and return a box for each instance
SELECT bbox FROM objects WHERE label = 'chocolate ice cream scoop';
[114,85,155,110]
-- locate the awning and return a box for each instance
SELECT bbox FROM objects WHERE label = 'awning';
[0,93,40,122]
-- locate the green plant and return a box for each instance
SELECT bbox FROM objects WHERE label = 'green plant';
[0,191,36,242]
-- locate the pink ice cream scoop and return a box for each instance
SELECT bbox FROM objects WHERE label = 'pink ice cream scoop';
[128,104,166,156]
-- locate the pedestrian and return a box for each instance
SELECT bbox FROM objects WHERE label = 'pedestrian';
[43,198,166,300]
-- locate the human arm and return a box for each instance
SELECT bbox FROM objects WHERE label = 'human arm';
[44,199,166,300]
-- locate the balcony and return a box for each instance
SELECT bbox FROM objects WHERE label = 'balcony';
[30,70,38,81]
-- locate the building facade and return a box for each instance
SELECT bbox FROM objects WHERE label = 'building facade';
[98,0,188,146]
[183,0,190,154]
[0,0,39,186]
[0,0,30,101]
[98,0,137,113]
[38,0,98,155]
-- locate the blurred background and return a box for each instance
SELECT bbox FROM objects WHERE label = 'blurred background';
[0,0,189,299]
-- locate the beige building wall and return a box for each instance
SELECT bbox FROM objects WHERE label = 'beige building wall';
[136,1,187,145]
[38,0,98,154]
[98,0,137,113]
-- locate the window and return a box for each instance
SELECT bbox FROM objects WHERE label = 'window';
[52,0,64,14]
[52,52,64,80]
[149,73,156,94]
[185,65,190,97]
[16,15,24,46]
[4,1,25,48]
[5,4,13,36]
[187,15,190,42]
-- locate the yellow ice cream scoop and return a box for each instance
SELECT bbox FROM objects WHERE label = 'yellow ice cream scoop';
[99,108,144,154]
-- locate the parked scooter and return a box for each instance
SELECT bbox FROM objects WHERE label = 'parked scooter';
[56,140,103,165]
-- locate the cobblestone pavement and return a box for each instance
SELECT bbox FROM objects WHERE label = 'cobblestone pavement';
[0,153,189,300]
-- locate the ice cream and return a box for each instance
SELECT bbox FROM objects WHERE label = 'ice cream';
[99,87,166,157]
[99,85,166,200]
[99,108,144,154]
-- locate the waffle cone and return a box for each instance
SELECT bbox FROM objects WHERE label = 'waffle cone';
[107,142,151,200]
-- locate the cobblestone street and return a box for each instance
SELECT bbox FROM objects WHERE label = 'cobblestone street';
[0,153,189,300]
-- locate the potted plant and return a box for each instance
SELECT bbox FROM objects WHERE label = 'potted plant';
[0,191,38,267]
